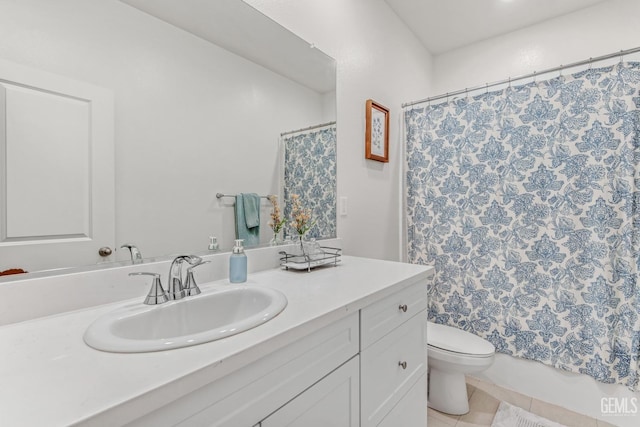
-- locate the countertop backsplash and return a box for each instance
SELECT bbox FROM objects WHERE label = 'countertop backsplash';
[0,238,342,326]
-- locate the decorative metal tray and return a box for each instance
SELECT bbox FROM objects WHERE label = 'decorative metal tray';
[279,246,342,272]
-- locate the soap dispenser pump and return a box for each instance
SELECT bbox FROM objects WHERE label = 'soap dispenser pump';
[229,239,247,283]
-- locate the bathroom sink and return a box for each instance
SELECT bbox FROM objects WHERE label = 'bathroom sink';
[83,286,287,353]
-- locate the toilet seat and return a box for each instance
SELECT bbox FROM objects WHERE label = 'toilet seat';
[428,344,494,369]
[427,321,494,357]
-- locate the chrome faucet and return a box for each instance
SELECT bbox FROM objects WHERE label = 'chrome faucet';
[167,255,203,300]
[128,255,208,305]
[121,243,143,264]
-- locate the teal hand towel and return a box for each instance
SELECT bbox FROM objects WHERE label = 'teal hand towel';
[243,193,261,228]
[235,194,260,246]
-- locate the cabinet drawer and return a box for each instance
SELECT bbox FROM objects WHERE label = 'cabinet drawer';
[361,310,426,427]
[361,280,427,349]
[377,373,427,427]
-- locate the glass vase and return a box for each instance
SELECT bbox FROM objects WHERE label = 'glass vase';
[290,234,309,260]
[269,230,282,246]
[292,235,323,261]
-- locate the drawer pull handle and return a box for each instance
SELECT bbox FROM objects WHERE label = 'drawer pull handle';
[399,304,408,313]
[398,361,407,370]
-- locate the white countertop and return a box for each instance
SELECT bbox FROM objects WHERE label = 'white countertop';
[0,256,432,426]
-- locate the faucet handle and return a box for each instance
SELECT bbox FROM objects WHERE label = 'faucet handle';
[184,260,211,297]
[129,272,168,305]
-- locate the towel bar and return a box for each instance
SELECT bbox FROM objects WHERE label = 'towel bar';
[216,193,272,199]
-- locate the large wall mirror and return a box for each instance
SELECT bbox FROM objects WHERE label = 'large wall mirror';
[0,0,336,276]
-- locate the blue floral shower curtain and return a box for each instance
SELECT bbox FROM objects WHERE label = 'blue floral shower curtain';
[405,62,640,389]
[283,125,337,239]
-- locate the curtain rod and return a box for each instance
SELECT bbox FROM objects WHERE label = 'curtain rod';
[280,120,336,137]
[402,46,640,108]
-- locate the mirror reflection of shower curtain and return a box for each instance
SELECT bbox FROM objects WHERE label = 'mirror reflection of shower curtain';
[281,124,337,240]
[405,62,640,390]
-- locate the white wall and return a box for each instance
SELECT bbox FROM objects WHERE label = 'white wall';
[430,1,640,425]
[247,0,433,262]
[433,0,640,95]
[0,0,328,271]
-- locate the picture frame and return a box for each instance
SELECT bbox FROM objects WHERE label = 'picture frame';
[365,99,389,163]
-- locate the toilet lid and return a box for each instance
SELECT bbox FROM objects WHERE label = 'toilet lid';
[427,322,495,356]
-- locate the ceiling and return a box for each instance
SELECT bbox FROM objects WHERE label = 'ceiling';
[119,0,335,93]
[384,0,611,54]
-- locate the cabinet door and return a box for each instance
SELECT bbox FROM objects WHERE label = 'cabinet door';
[261,356,359,427]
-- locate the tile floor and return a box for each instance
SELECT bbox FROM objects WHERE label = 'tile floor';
[427,376,618,427]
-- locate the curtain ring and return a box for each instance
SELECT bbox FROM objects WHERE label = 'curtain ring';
[485,83,489,94]
[533,71,537,84]
[465,87,469,99]
[446,92,449,103]
[508,77,511,89]
[588,57,593,70]
[427,97,431,107]
[619,49,624,64]
[559,65,563,77]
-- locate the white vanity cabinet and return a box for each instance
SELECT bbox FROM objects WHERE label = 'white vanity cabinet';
[128,279,428,427]
[257,279,428,427]
[257,280,428,427]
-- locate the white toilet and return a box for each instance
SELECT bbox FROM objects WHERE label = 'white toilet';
[427,321,495,415]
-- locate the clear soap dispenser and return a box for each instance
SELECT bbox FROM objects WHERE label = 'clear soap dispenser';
[208,236,219,251]
[229,239,247,283]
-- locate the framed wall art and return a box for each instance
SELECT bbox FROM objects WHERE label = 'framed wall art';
[365,99,389,163]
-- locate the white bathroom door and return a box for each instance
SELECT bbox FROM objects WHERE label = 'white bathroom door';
[0,59,115,272]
